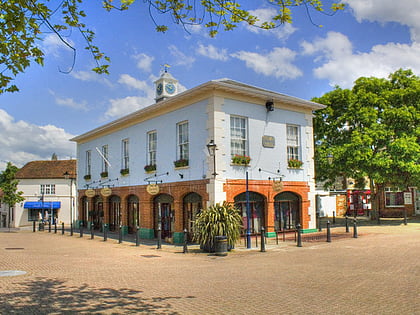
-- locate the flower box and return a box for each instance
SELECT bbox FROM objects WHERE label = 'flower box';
[174,159,189,168]
[83,174,91,180]
[144,164,156,172]
[100,171,108,178]
[231,154,251,166]
[288,159,303,169]
[120,168,130,176]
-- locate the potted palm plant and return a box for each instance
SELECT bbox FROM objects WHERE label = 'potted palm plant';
[193,202,242,253]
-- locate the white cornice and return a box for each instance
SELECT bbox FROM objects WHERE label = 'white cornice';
[71,79,325,143]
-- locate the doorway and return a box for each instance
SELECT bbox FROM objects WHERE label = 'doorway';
[274,192,300,230]
[234,192,265,234]
[154,194,174,239]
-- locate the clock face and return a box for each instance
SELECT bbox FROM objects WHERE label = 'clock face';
[165,83,176,94]
[156,83,163,95]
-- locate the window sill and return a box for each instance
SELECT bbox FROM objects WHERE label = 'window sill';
[145,170,157,174]
[231,163,250,167]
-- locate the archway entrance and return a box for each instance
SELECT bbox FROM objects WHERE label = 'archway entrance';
[154,194,174,239]
[127,195,139,234]
[109,195,121,232]
[183,192,202,241]
[234,192,265,234]
[274,192,300,230]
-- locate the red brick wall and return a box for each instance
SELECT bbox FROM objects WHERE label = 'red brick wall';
[224,179,311,230]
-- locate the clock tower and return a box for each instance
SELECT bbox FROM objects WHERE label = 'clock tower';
[154,66,179,102]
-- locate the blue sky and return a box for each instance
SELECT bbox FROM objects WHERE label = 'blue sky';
[0,0,419,170]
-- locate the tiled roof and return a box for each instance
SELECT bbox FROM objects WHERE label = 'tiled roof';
[15,160,77,179]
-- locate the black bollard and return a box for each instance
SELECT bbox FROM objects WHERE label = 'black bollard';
[260,226,266,252]
[80,223,84,238]
[183,229,188,253]
[33,221,36,232]
[275,229,279,245]
[90,222,94,240]
[103,224,108,241]
[333,211,336,224]
[118,225,122,244]
[296,223,302,247]
[54,223,57,234]
[326,220,331,242]
[48,221,51,233]
[345,215,349,233]
[62,222,65,235]
[404,209,407,226]
[70,222,73,236]
[157,227,162,249]
[135,226,140,247]
[353,219,358,238]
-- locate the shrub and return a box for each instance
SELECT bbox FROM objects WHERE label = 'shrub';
[232,154,251,165]
[174,159,188,168]
[144,164,156,172]
[288,158,303,168]
[120,168,129,176]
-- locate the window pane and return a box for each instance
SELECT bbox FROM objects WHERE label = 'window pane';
[177,122,189,160]
[230,116,247,157]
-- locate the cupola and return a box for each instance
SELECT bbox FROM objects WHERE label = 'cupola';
[154,65,179,102]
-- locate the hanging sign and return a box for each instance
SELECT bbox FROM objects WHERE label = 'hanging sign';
[273,180,284,192]
[101,187,112,197]
[85,189,95,198]
[146,183,160,195]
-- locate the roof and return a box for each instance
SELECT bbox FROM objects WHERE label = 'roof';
[15,160,77,179]
[71,78,325,143]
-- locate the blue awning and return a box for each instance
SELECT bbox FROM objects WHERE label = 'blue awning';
[24,201,61,209]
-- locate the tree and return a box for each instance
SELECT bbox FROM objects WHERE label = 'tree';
[313,69,420,218]
[0,162,25,229]
[1,0,344,93]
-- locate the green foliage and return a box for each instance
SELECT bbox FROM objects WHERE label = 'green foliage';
[231,154,251,165]
[288,158,303,168]
[313,69,420,192]
[0,162,24,208]
[1,0,343,93]
[193,202,242,252]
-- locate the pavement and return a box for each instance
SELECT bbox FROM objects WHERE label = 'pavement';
[0,218,419,314]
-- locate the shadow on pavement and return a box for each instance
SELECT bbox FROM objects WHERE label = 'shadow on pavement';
[0,277,195,314]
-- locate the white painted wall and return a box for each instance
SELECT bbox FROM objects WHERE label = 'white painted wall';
[14,179,76,227]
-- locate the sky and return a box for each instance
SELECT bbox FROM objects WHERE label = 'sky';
[0,0,419,170]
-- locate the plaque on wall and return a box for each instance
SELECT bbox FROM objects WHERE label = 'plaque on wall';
[101,187,112,197]
[147,183,160,195]
[262,135,275,148]
[85,189,95,198]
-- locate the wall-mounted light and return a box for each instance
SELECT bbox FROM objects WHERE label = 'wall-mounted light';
[206,140,218,178]
[265,101,274,112]
[179,173,184,179]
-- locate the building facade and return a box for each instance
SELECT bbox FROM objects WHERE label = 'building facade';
[72,72,324,243]
[13,160,77,228]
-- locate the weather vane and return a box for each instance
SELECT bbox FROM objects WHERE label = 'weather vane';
[162,64,171,73]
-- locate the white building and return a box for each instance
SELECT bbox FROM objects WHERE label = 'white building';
[72,71,324,243]
[13,160,77,228]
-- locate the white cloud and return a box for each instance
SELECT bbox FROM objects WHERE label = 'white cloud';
[103,96,153,120]
[132,53,155,72]
[0,109,76,169]
[168,45,195,67]
[231,47,302,79]
[103,74,156,119]
[118,74,152,91]
[70,70,113,87]
[302,31,420,88]
[196,44,229,61]
[42,34,75,57]
[246,8,297,40]
[49,90,88,111]
[343,0,420,42]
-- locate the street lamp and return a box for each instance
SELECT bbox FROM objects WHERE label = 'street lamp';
[63,171,74,236]
[206,140,218,178]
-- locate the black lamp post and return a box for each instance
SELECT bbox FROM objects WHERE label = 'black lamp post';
[206,140,218,178]
[63,171,74,236]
